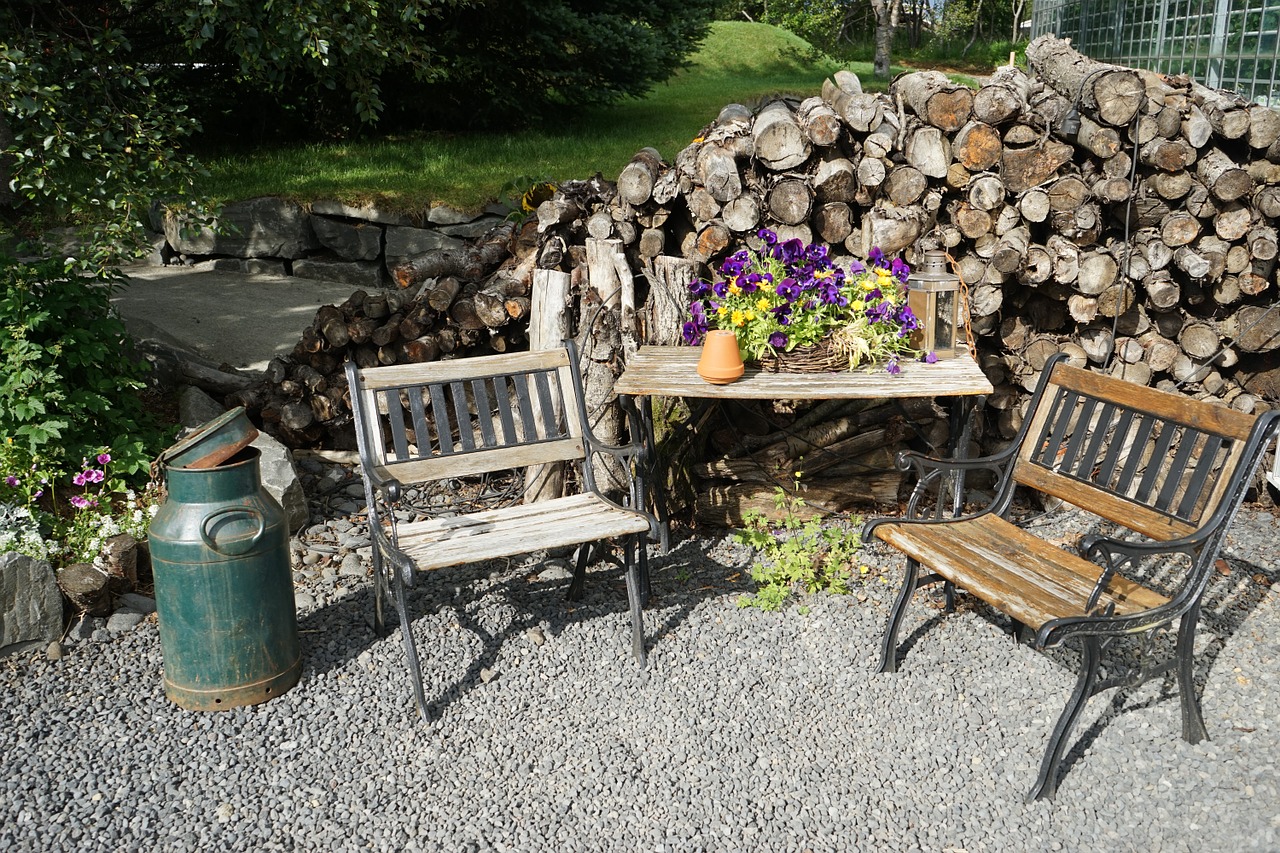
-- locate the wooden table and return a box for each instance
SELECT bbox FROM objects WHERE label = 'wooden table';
[613,346,995,546]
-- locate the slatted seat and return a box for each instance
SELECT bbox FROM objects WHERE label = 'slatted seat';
[865,353,1280,801]
[345,342,659,718]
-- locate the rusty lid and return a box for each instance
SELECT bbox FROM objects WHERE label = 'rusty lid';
[160,407,260,469]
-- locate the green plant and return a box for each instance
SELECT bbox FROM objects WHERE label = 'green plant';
[734,481,862,611]
[684,231,925,371]
[497,176,557,225]
[0,254,165,481]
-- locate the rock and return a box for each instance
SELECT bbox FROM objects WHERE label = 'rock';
[310,199,414,226]
[244,258,289,276]
[250,431,309,534]
[292,255,385,289]
[163,197,320,259]
[383,226,465,260]
[106,610,146,633]
[56,563,113,616]
[117,592,157,614]
[311,216,383,261]
[526,627,546,646]
[46,641,64,660]
[427,204,475,225]
[536,559,574,582]
[437,216,508,240]
[0,553,63,657]
[178,386,226,429]
[338,554,365,577]
[66,614,99,643]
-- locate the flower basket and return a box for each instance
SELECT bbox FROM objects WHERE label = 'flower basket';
[682,230,923,376]
[754,339,847,373]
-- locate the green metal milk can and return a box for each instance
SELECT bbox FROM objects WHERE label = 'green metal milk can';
[149,446,301,710]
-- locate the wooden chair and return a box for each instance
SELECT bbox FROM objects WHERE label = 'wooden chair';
[345,341,659,717]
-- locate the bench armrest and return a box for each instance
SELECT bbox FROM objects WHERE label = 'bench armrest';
[367,465,404,504]
[894,445,1020,521]
[371,519,417,588]
[1079,528,1212,616]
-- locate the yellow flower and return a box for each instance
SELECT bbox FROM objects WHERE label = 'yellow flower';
[861,279,876,291]
[717,305,729,316]
[728,282,742,296]
[745,310,756,321]
[731,309,746,326]
[756,297,770,311]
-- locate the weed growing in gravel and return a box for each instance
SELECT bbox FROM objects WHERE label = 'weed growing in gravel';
[734,481,862,611]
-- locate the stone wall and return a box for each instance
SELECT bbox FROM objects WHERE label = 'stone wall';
[151,197,510,290]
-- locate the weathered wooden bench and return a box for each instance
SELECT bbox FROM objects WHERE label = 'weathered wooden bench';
[345,342,659,717]
[864,353,1280,801]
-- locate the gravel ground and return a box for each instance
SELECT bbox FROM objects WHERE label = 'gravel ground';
[2,461,1278,852]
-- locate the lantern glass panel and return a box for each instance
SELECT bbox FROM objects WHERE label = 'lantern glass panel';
[935,290,955,350]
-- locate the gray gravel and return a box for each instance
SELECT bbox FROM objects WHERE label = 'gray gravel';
[2,465,1278,851]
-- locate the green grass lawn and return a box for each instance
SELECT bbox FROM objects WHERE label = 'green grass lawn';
[199,22,918,215]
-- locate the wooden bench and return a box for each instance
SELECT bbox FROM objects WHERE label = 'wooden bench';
[864,354,1280,801]
[345,342,659,718]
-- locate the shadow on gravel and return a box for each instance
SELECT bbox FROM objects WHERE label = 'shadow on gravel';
[290,530,755,720]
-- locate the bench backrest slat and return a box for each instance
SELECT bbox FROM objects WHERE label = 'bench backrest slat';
[348,347,586,486]
[1014,362,1257,541]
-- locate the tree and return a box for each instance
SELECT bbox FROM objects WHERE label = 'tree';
[870,0,904,79]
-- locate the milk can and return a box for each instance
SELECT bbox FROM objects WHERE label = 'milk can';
[149,411,301,710]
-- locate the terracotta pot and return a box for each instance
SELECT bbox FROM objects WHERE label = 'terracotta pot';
[697,330,744,384]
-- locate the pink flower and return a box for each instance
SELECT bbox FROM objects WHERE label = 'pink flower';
[97,453,111,465]
[4,475,18,487]
[85,469,105,484]
[70,495,90,509]
[73,472,89,487]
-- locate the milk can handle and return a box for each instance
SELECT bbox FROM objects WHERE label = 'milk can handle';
[200,507,266,556]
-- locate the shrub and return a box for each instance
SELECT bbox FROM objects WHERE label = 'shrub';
[0,254,163,482]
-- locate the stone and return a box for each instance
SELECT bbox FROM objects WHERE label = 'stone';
[0,553,63,657]
[117,592,157,614]
[66,614,99,642]
[163,197,320,259]
[311,216,383,261]
[46,641,64,660]
[310,199,414,227]
[211,257,246,272]
[106,610,146,633]
[292,255,385,289]
[244,258,289,276]
[178,386,227,428]
[436,216,507,240]
[338,554,365,577]
[383,226,465,260]
[427,204,475,225]
[250,431,309,534]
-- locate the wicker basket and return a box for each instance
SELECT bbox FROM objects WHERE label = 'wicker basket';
[755,339,848,373]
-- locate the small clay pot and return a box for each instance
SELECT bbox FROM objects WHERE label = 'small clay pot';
[697,330,744,384]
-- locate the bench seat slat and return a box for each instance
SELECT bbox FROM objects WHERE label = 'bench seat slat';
[393,493,652,572]
[872,514,1169,631]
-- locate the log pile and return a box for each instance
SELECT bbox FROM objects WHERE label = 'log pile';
[248,34,1280,515]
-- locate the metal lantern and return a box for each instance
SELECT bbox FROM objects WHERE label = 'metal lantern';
[907,250,962,358]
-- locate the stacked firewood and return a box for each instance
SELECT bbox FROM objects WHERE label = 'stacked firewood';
[248,34,1279,510]
[535,34,1280,452]
[233,220,539,447]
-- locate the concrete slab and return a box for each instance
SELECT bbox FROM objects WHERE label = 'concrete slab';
[112,265,367,373]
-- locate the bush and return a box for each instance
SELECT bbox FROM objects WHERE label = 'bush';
[0,254,164,482]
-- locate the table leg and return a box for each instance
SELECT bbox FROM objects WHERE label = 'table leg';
[947,396,979,517]
[623,394,671,554]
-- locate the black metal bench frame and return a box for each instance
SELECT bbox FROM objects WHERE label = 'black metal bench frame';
[865,353,1280,800]
[346,341,659,717]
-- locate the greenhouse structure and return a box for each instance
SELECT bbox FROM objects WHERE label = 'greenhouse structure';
[1031,0,1280,104]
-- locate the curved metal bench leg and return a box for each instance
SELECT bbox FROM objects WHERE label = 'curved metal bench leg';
[566,542,593,602]
[389,569,430,719]
[1177,604,1209,744]
[1029,635,1101,802]
[371,545,388,637]
[878,558,921,674]
[624,535,647,667]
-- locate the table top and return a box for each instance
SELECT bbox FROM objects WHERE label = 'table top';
[613,346,994,399]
